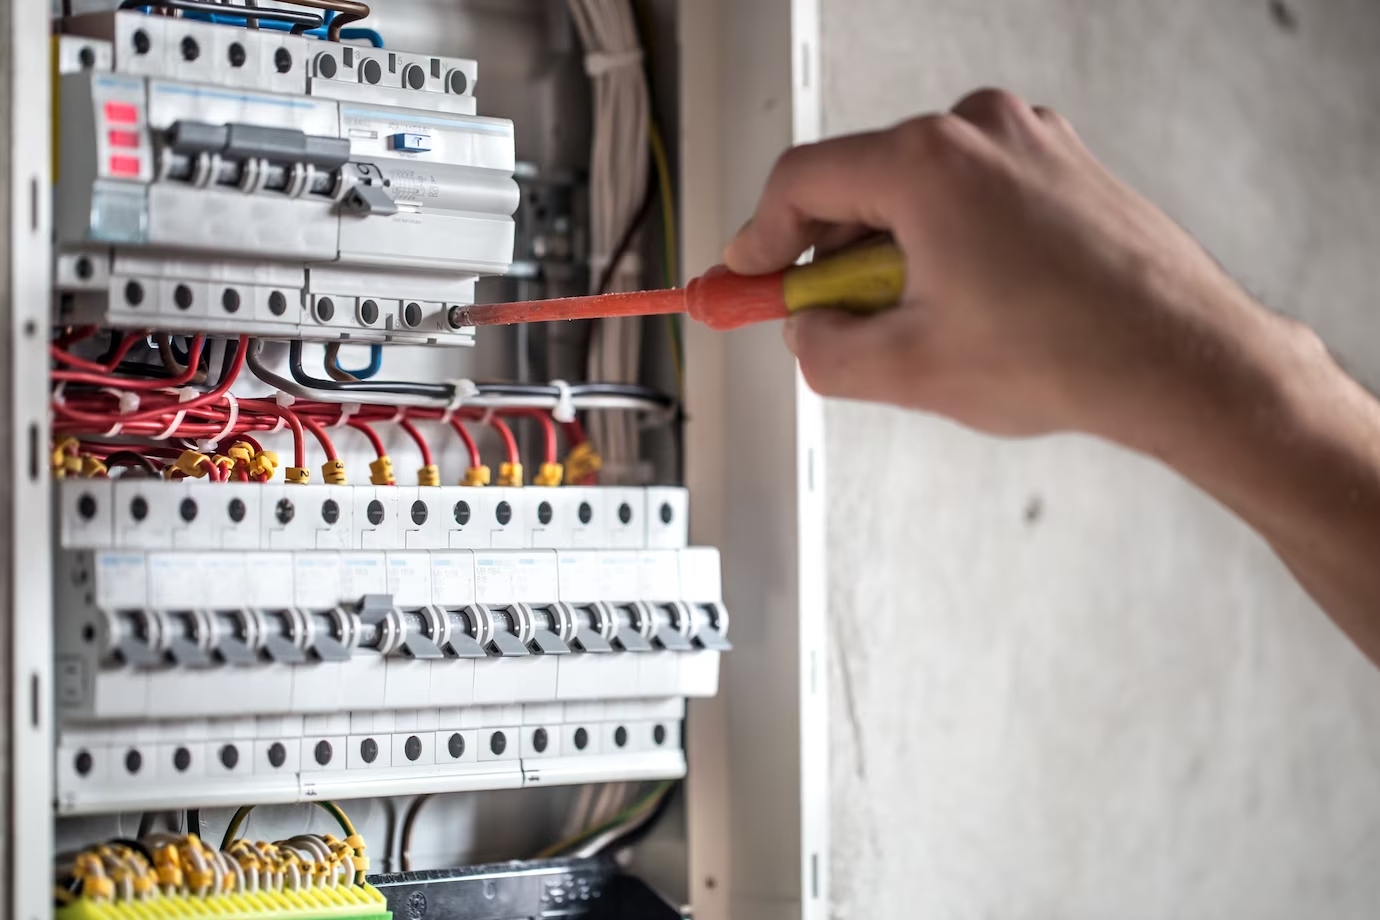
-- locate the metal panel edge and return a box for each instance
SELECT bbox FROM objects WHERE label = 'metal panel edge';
[4,2,55,918]
[681,0,826,918]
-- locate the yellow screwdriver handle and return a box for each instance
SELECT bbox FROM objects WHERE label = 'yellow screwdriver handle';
[781,238,906,316]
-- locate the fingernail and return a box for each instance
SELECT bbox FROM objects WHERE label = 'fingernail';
[782,316,799,353]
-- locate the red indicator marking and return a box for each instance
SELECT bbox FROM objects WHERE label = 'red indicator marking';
[108,129,140,149]
[108,155,141,177]
[104,101,139,124]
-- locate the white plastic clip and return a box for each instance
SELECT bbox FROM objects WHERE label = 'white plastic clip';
[102,388,141,414]
[441,378,478,424]
[275,390,296,407]
[151,410,188,441]
[549,379,576,423]
[330,402,361,429]
[198,392,239,451]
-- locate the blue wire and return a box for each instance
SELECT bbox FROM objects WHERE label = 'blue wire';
[136,8,384,47]
[344,345,384,379]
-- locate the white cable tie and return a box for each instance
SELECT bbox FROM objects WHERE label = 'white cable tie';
[391,407,406,423]
[275,390,296,407]
[269,417,286,434]
[103,422,123,437]
[479,407,496,426]
[101,387,141,414]
[52,382,67,406]
[549,379,576,424]
[330,402,361,429]
[584,49,643,77]
[198,391,239,451]
[151,410,187,441]
[174,386,198,404]
[441,378,478,424]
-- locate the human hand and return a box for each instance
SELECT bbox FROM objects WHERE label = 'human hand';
[724,88,1303,445]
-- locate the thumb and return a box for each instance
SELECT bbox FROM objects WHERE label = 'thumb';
[785,305,920,402]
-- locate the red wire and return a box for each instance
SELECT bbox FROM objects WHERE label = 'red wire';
[501,409,558,465]
[248,401,306,469]
[301,416,337,461]
[449,418,483,469]
[50,330,141,371]
[488,416,520,466]
[52,335,205,391]
[348,420,387,459]
[56,325,100,348]
[397,418,433,467]
[52,336,246,426]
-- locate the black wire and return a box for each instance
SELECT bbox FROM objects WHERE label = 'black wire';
[104,451,162,476]
[135,812,156,839]
[106,838,155,863]
[287,342,676,407]
[186,809,201,836]
[288,341,453,398]
[596,174,656,296]
[96,331,130,367]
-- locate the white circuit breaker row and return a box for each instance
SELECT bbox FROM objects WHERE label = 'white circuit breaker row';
[55,546,727,722]
[57,699,687,815]
[54,13,517,344]
[59,481,690,551]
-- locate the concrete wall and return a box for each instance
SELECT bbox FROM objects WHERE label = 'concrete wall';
[820,2,1380,918]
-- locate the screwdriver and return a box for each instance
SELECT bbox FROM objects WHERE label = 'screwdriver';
[452,238,906,330]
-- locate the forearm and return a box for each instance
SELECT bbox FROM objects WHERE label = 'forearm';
[1117,286,1380,660]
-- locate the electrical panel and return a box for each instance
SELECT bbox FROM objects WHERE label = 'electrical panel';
[36,2,723,914]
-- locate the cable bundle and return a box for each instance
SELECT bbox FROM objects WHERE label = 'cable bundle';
[54,828,386,920]
[566,0,651,482]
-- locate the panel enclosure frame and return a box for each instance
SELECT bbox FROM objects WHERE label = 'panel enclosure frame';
[4,0,56,917]
[680,2,828,920]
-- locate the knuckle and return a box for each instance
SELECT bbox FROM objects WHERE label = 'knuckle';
[891,113,964,157]
[954,87,1030,124]
[1032,104,1075,134]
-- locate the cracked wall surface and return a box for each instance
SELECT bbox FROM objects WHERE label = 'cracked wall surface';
[819,1,1380,918]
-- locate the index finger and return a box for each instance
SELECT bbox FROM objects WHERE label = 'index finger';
[722,126,912,275]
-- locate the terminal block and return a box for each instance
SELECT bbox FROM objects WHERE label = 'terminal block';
[53,17,517,345]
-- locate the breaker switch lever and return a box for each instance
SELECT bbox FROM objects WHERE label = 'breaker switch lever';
[398,608,445,659]
[690,602,733,651]
[107,608,165,669]
[442,607,489,658]
[569,603,614,653]
[527,605,572,655]
[162,610,214,668]
[610,603,653,653]
[260,609,308,664]
[647,603,694,652]
[210,609,261,666]
[486,607,530,657]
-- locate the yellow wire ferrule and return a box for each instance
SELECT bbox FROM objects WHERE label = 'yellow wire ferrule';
[52,437,80,478]
[250,450,280,479]
[173,449,212,479]
[497,461,523,487]
[533,461,564,487]
[562,442,603,484]
[369,455,395,486]
[285,466,310,485]
[80,455,108,478]
[462,464,491,487]
[321,458,348,485]
[417,463,440,487]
